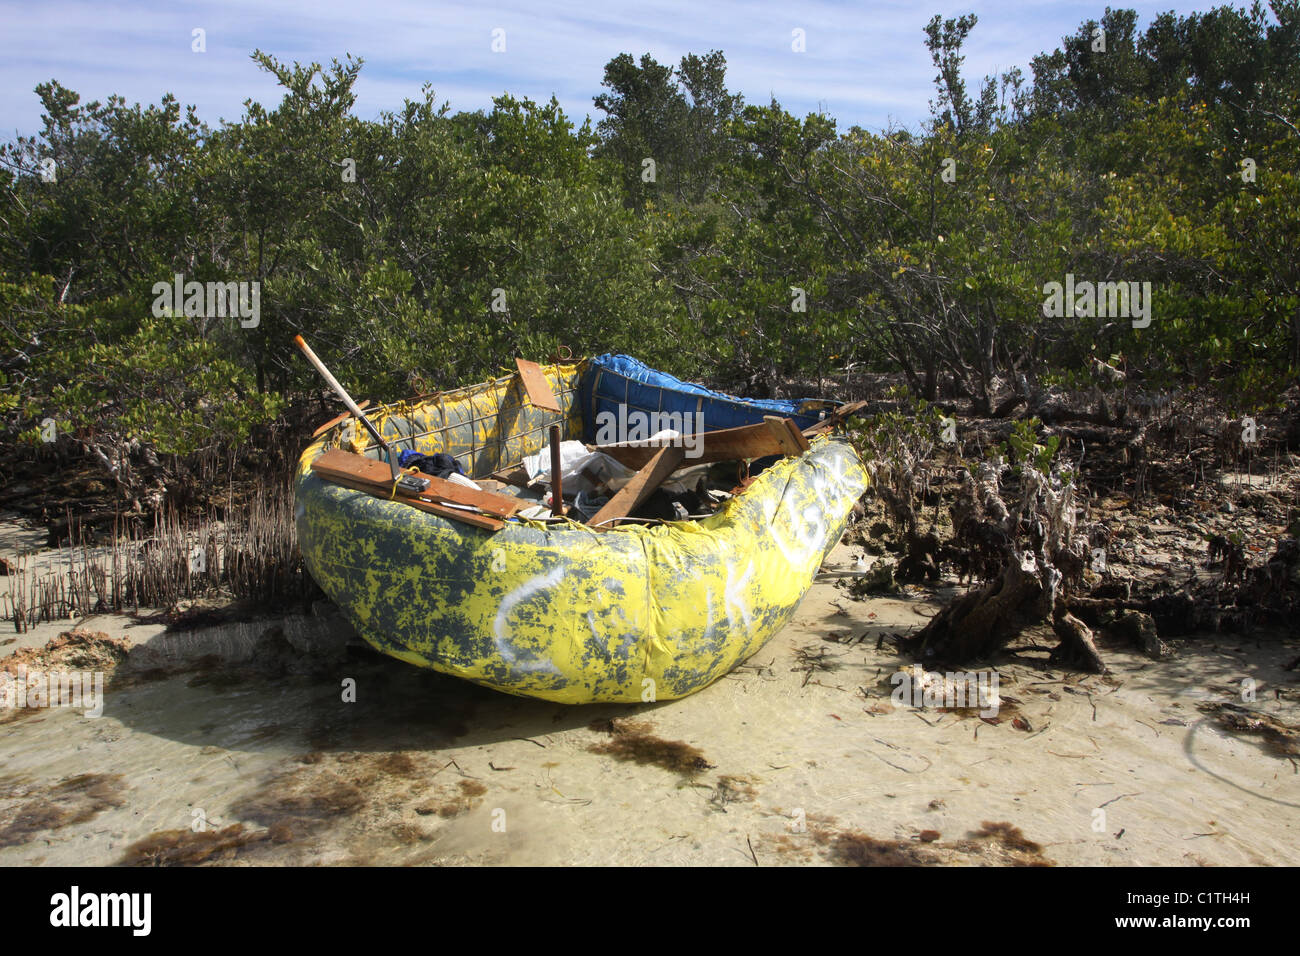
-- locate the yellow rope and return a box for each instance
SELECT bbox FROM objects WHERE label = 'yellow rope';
[390,466,420,500]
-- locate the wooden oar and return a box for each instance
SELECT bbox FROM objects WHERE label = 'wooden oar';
[294,334,402,481]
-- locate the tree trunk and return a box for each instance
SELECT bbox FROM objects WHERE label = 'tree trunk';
[1050,605,1108,673]
[904,460,1108,673]
[907,558,1041,664]
[922,353,938,402]
[905,559,1108,674]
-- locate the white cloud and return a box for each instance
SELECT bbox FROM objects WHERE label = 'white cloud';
[0,0,1220,138]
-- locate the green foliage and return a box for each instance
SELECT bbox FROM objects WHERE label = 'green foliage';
[2,5,1298,473]
[846,395,946,472]
[594,50,743,206]
[1003,417,1062,477]
[74,312,282,456]
[0,275,280,456]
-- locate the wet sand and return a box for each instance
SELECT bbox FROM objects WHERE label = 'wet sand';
[2,529,1297,866]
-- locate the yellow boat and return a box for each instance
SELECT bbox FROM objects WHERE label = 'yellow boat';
[294,355,869,704]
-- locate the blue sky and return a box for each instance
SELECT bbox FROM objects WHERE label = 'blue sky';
[1,0,1224,140]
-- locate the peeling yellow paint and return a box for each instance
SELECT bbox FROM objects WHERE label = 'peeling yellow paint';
[294,361,869,704]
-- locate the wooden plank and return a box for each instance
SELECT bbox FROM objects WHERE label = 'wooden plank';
[311,449,523,519]
[593,421,783,470]
[589,445,686,529]
[594,417,811,470]
[313,449,522,517]
[487,464,531,488]
[515,358,561,413]
[312,470,504,531]
[764,416,803,456]
[311,401,372,439]
[784,418,811,452]
[802,400,869,436]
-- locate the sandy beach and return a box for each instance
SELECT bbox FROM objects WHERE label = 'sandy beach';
[3,522,1296,867]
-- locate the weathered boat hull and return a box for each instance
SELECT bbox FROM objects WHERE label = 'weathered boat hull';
[294,359,869,703]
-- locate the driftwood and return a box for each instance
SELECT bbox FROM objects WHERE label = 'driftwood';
[1051,604,1108,672]
[909,558,1042,663]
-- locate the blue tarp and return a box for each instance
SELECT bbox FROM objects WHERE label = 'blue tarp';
[579,354,834,443]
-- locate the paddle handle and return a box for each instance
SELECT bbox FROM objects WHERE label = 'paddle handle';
[549,424,564,516]
[294,335,397,477]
